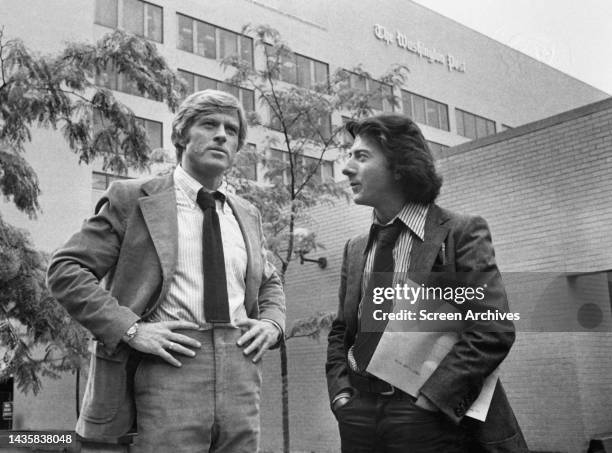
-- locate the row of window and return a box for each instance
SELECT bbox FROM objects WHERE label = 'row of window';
[177,69,255,112]
[268,149,335,182]
[456,109,496,140]
[96,0,163,42]
[91,119,443,188]
[341,71,394,112]
[92,110,163,151]
[266,44,329,89]
[97,64,497,141]
[177,14,253,67]
[232,145,334,182]
[403,91,449,132]
[97,64,497,143]
[136,118,163,149]
[92,142,333,190]
[403,92,499,139]
[94,0,502,141]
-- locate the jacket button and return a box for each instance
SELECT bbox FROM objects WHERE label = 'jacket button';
[454,407,465,417]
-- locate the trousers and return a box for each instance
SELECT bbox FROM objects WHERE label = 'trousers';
[131,327,262,453]
[335,390,468,453]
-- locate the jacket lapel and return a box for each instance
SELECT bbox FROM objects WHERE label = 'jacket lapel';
[139,175,178,299]
[346,234,368,332]
[409,204,450,278]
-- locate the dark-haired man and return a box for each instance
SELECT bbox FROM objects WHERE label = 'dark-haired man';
[48,90,285,452]
[326,114,527,452]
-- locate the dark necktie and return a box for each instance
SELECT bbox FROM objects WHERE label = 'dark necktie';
[196,189,230,323]
[352,219,404,370]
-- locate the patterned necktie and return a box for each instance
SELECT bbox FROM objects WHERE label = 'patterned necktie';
[196,189,230,323]
[352,219,404,370]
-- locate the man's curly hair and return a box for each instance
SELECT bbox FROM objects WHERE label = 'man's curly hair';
[345,114,442,204]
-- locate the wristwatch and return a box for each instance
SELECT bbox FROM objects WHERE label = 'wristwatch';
[123,322,139,343]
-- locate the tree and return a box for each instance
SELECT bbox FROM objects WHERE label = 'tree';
[222,24,408,453]
[0,28,184,395]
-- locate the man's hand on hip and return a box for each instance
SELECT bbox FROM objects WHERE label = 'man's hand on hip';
[236,319,281,363]
[126,321,202,367]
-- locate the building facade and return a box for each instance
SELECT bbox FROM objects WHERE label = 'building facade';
[0,0,610,451]
[290,97,612,452]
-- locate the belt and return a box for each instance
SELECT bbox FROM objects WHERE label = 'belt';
[348,369,409,398]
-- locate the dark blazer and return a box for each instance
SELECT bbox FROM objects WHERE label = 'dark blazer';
[326,204,528,452]
[47,174,285,439]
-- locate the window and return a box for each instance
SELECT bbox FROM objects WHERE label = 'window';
[218,28,238,59]
[268,105,282,132]
[267,149,333,183]
[136,117,163,150]
[348,72,367,92]
[369,80,393,112]
[177,14,194,53]
[306,155,334,181]
[92,112,162,156]
[402,91,449,131]
[342,70,394,112]
[92,171,131,191]
[267,105,331,141]
[177,14,253,67]
[177,70,255,113]
[455,109,496,139]
[96,63,147,98]
[95,0,163,43]
[296,55,312,88]
[267,148,289,182]
[266,46,329,89]
[95,0,118,27]
[320,160,334,181]
[234,143,258,181]
[315,114,332,141]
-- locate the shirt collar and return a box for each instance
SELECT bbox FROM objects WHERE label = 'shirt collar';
[174,165,229,209]
[371,202,429,242]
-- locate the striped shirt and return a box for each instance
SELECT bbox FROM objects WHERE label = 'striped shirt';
[149,165,249,326]
[362,202,430,293]
[347,202,430,375]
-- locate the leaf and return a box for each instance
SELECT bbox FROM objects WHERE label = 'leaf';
[0,29,184,393]
[0,148,40,216]
[0,214,89,394]
[287,311,336,341]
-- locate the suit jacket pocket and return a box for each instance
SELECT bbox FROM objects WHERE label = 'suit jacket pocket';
[475,432,529,453]
[81,341,129,423]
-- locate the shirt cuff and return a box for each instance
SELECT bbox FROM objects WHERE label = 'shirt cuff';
[332,391,353,405]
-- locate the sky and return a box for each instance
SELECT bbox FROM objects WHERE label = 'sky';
[412,0,612,95]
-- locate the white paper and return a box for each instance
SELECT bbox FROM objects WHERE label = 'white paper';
[365,278,499,422]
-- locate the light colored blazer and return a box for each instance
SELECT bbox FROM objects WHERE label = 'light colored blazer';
[326,204,528,452]
[47,174,285,439]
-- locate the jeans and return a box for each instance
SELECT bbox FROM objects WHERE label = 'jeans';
[335,390,468,453]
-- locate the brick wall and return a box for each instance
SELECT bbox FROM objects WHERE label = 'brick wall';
[262,97,612,452]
